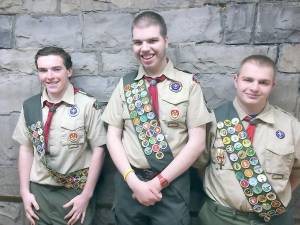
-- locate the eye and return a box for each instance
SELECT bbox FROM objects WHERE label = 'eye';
[133,40,142,45]
[259,80,270,85]
[38,68,48,73]
[52,67,62,72]
[148,39,158,44]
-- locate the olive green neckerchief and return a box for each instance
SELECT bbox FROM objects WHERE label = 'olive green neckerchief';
[123,72,174,172]
[214,102,285,222]
[23,93,89,190]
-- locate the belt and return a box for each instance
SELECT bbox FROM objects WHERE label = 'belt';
[131,166,158,181]
[206,197,259,220]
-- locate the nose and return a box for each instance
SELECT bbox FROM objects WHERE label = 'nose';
[141,42,150,51]
[250,81,259,91]
[45,69,54,79]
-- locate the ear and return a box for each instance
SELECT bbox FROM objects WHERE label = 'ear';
[165,36,169,48]
[233,74,238,89]
[67,68,73,78]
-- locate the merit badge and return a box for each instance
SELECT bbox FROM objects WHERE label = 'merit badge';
[156,151,164,160]
[241,160,250,169]
[233,163,242,171]
[257,174,267,183]
[240,179,249,188]
[170,108,180,120]
[249,196,258,205]
[253,185,263,195]
[231,118,239,125]
[169,82,182,93]
[249,177,258,187]
[216,148,226,169]
[254,165,263,174]
[69,105,79,117]
[257,195,267,203]
[68,131,79,143]
[244,169,253,178]
[217,121,224,129]
[275,130,285,139]
[229,153,238,162]
[244,188,253,197]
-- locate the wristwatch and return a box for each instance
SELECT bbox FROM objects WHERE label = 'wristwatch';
[157,173,169,188]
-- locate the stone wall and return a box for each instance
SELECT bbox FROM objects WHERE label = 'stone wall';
[0,0,299,225]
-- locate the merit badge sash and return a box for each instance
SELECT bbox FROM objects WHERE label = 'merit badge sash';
[123,72,174,172]
[215,102,286,222]
[23,94,88,190]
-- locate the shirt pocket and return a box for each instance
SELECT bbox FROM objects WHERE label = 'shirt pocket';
[160,94,188,128]
[61,121,85,150]
[263,144,294,180]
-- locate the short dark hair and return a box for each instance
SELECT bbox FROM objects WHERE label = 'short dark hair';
[132,11,167,37]
[35,46,72,70]
[238,55,276,77]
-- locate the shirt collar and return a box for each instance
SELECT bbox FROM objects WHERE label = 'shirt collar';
[41,83,75,107]
[233,98,275,124]
[135,60,179,81]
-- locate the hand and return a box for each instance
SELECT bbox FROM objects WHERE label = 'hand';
[21,192,39,225]
[63,193,90,225]
[127,174,162,206]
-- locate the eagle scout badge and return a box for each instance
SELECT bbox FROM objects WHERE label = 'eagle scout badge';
[169,82,182,93]
[275,130,285,139]
[216,148,226,169]
[69,105,79,117]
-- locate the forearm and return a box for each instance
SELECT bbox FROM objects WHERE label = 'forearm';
[18,145,34,196]
[160,125,206,183]
[107,126,133,175]
[81,146,105,199]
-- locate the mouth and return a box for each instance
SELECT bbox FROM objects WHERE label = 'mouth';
[245,93,259,99]
[141,54,154,61]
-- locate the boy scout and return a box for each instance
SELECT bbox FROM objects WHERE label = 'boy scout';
[13,47,106,225]
[197,55,300,225]
[101,11,211,225]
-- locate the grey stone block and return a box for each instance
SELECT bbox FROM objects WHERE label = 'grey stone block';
[71,76,120,102]
[0,202,23,225]
[83,12,132,49]
[224,3,256,44]
[71,51,99,76]
[197,73,235,109]
[0,0,23,13]
[0,166,19,196]
[60,0,81,14]
[0,49,36,75]
[278,44,300,73]
[162,6,222,43]
[0,74,41,114]
[23,0,57,13]
[255,2,300,43]
[0,114,19,165]
[15,15,82,48]
[174,44,277,75]
[0,15,13,48]
[270,73,300,116]
[101,49,137,73]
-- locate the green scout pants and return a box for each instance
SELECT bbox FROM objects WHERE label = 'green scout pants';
[198,197,294,225]
[113,172,190,225]
[30,182,96,225]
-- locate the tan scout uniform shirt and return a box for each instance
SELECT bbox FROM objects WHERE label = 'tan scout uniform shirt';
[13,83,106,186]
[199,98,300,212]
[102,60,211,169]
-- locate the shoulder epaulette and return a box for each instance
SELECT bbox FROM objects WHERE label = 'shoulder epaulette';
[192,73,201,84]
[93,100,107,111]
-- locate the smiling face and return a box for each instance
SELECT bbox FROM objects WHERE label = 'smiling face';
[132,24,168,76]
[234,61,275,114]
[37,55,72,101]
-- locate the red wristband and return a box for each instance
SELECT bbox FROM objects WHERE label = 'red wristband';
[157,173,169,188]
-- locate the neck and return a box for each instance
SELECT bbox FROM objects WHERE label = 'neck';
[236,98,267,115]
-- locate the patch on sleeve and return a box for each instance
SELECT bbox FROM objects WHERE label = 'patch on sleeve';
[93,100,106,111]
[192,73,202,84]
